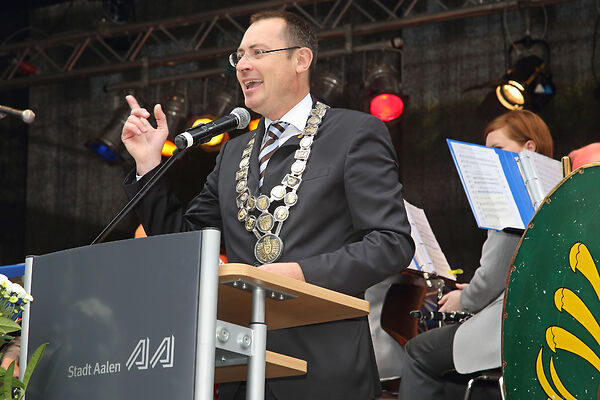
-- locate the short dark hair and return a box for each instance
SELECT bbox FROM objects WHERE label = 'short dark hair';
[249,10,318,68]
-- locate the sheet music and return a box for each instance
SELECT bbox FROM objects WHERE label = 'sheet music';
[518,150,563,208]
[449,141,524,230]
[408,257,420,271]
[404,201,455,280]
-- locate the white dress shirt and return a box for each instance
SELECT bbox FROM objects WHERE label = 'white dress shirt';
[261,92,312,148]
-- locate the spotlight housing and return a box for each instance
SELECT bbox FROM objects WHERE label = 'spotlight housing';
[365,65,406,122]
[86,105,129,165]
[472,37,555,118]
[495,55,554,111]
[497,37,555,111]
[312,71,344,106]
[185,90,237,152]
[159,92,189,157]
[163,92,188,139]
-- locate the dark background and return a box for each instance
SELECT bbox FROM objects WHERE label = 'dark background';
[0,0,597,283]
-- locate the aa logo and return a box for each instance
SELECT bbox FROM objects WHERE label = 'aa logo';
[126,335,174,370]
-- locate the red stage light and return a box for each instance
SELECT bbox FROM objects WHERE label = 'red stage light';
[18,62,37,76]
[369,94,404,122]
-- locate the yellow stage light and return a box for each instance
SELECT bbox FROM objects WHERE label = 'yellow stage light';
[161,139,177,157]
[191,116,229,151]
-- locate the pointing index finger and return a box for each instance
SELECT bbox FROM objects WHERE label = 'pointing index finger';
[125,95,141,110]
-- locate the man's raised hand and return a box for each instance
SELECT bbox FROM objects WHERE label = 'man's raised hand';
[121,95,169,176]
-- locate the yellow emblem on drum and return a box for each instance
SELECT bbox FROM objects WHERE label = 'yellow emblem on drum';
[535,242,600,400]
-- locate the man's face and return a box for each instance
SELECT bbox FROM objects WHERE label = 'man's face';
[235,18,300,120]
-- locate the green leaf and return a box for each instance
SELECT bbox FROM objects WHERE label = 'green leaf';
[0,319,19,337]
[0,336,14,347]
[22,343,46,389]
[10,378,24,390]
[0,366,24,397]
[2,361,13,400]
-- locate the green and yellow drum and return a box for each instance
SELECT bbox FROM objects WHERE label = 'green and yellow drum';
[503,163,600,399]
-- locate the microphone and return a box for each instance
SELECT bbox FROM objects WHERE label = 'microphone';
[409,310,473,323]
[0,105,35,124]
[174,107,250,150]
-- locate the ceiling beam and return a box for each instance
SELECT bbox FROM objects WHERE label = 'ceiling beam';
[0,0,573,91]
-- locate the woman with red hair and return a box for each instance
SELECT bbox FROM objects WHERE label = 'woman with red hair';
[398,110,554,399]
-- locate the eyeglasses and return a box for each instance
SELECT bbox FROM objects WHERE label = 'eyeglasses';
[229,46,301,67]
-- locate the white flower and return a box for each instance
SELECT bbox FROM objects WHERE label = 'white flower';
[0,275,10,289]
[8,283,26,299]
[24,294,33,302]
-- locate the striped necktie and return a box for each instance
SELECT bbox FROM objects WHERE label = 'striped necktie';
[258,121,289,189]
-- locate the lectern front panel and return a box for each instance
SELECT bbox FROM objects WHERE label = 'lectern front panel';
[26,231,204,400]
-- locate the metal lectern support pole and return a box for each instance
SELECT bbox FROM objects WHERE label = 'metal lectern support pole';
[247,286,266,400]
[194,228,221,400]
[19,256,34,388]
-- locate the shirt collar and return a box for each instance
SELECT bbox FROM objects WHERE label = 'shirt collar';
[263,93,312,132]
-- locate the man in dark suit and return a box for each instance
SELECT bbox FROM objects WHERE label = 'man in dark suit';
[121,10,414,400]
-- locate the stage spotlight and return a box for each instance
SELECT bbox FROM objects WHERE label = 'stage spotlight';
[249,119,260,131]
[102,0,136,24]
[496,37,554,111]
[495,55,555,111]
[184,90,237,152]
[370,94,404,122]
[86,105,129,165]
[313,71,344,106]
[161,139,177,157]
[209,91,236,119]
[164,92,188,139]
[155,92,189,158]
[365,65,405,122]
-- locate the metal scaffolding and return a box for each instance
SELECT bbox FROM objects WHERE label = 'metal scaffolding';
[0,0,571,90]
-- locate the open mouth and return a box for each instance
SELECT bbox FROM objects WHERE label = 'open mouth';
[244,80,263,90]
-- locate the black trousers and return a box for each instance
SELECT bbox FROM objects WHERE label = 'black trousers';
[397,324,465,400]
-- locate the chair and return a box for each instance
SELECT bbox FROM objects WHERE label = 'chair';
[463,368,506,400]
[374,274,427,398]
[380,275,506,400]
[380,275,427,346]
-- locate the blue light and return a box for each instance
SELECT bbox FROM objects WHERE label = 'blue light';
[89,141,119,163]
[0,263,25,278]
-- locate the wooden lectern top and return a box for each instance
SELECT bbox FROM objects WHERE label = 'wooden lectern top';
[218,263,369,331]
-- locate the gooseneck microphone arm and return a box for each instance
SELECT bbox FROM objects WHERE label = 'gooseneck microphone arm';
[91,147,185,244]
[0,105,35,124]
[92,107,251,245]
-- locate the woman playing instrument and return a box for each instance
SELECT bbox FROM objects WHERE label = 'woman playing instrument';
[398,110,554,399]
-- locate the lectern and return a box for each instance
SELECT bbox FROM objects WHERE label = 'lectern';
[20,230,369,400]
